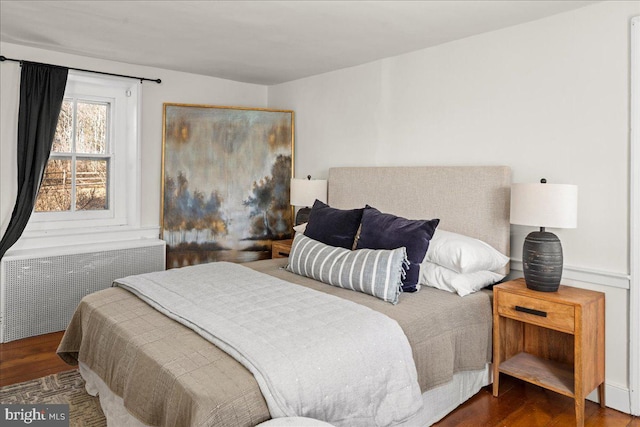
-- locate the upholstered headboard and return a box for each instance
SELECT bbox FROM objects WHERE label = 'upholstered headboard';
[328,166,511,271]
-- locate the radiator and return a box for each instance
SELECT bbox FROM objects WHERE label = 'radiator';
[0,239,165,342]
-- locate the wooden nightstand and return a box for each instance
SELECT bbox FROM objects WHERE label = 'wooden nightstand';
[271,239,293,259]
[492,278,605,427]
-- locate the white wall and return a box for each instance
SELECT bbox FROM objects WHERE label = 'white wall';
[269,1,639,412]
[1,0,637,413]
[0,42,267,242]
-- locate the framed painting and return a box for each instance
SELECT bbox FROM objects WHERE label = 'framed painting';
[161,103,294,268]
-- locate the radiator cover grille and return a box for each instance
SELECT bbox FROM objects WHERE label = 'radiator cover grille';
[1,242,165,342]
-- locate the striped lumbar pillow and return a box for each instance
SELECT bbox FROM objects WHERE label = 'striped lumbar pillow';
[286,234,408,304]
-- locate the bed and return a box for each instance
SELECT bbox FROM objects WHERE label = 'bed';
[58,165,511,427]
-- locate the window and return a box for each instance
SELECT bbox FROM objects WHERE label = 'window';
[27,71,140,233]
[36,98,111,215]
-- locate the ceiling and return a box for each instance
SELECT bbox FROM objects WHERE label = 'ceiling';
[0,1,598,85]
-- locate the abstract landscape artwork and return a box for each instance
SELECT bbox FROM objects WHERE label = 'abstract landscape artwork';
[161,104,294,268]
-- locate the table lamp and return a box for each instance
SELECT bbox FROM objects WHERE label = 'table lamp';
[510,179,578,292]
[290,175,327,225]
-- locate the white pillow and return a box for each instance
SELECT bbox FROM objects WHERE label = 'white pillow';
[425,229,509,274]
[420,261,504,297]
[293,222,307,234]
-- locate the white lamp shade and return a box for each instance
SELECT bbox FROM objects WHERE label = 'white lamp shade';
[510,183,578,229]
[290,178,327,207]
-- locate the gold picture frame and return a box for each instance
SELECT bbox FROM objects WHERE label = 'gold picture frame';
[161,103,294,268]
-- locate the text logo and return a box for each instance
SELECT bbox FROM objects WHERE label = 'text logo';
[1,405,69,426]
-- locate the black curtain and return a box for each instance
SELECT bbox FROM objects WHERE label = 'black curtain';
[0,62,68,260]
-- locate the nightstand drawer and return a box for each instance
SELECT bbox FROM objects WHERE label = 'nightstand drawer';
[498,292,575,333]
[271,239,293,259]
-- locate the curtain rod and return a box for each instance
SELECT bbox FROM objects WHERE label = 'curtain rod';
[0,55,162,84]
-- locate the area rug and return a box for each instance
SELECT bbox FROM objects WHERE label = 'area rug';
[0,369,106,427]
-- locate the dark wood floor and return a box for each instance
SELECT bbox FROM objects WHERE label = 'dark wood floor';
[0,331,69,387]
[434,376,639,427]
[1,332,638,426]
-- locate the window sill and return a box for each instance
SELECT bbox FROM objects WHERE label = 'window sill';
[7,225,160,255]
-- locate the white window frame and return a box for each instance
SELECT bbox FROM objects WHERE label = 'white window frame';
[20,71,141,244]
[630,15,640,417]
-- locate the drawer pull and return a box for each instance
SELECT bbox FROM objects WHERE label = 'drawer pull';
[278,252,290,257]
[515,305,547,317]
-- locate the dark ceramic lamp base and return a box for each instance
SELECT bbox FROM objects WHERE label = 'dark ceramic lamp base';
[522,230,563,292]
[295,207,311,226]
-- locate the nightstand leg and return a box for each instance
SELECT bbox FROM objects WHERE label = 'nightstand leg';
[575,398,585,427]
[492,299,501,398]
[598,383,606,408]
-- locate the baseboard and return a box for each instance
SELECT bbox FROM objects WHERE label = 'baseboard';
[587,382,631,414]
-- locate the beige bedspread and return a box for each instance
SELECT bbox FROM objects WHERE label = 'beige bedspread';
[58,258,492,427]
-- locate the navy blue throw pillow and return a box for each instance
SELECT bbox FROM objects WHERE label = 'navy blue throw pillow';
[303,200,364,249]
[356,206,439,292]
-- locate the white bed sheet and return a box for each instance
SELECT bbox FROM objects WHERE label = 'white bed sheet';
[79,362,491,427]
